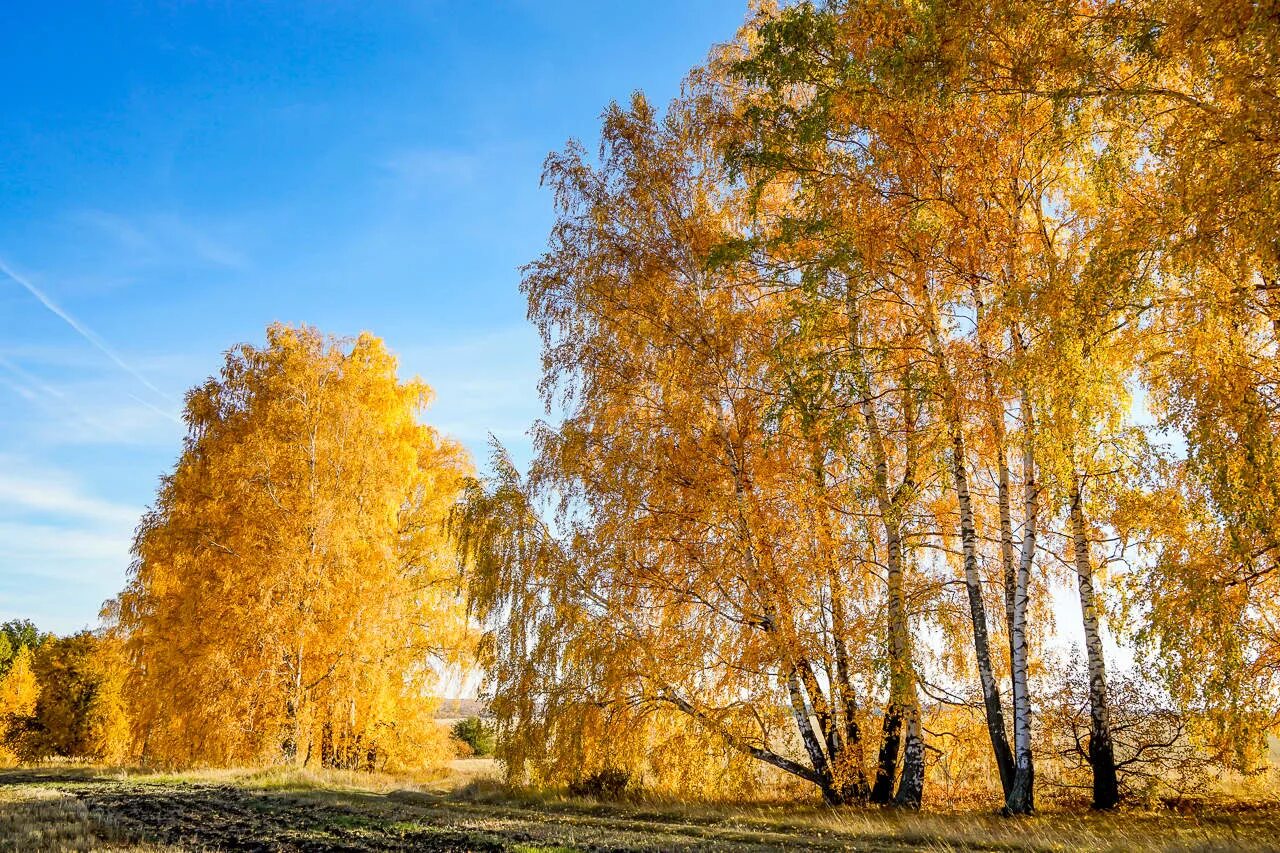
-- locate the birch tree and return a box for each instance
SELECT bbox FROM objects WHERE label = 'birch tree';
[109,324,472,770]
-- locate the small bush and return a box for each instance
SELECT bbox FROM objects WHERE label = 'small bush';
[567,768,630,800]
[450,717,495,757]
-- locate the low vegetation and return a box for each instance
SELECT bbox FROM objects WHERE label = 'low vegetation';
[4,766,1280,852]
[452,718,496,758]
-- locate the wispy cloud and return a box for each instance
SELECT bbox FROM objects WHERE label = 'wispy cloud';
[74,210,154,254]
[76,209,250,271]
[0,376,38,402]
[0,257,178,415]
[0,349,187,447]
[128,393,184,426]
[380,148,481,195]
[0,521,133,582]
[0,459,142,630]
[0,354,117,439]
[157,215,249,270]
[0,354,67,401]
[0,477,141,529]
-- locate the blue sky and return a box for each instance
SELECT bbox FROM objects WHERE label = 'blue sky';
[0,1,748,634]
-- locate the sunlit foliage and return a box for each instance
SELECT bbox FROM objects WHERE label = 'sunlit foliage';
[0,630,129,765]
[457,0,1280,814]
[0,645,39,766]
[108,324,472,771]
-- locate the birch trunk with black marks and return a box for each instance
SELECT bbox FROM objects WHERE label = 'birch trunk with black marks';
[813,665,870,803]
[787,669,835,802]
[663,689,824,786]
[795,662,868,805]
[923,293,1016,797]
[873,526,922,807]
[1004,390,1037,815]
[1070,474,1120,809]
[829,581,870,801]
[691,592,864,804]
[723,419,871,806]
[948,417,1016,796]
[869,702,903,805]
[848,297,923,807]
[894,701,925,809]
[972,285,1033,813]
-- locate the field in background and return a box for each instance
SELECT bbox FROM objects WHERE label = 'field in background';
[3,764,1280,852]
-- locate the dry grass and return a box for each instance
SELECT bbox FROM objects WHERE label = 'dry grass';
[0,785,172,852]
[1,764,1278,851]
[450,779,1280,852]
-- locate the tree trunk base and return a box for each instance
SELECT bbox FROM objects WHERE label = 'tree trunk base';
[869,704,903,805]
[1090,734,1120,810]
[890,712,924,810]
[1003,764,1034,816]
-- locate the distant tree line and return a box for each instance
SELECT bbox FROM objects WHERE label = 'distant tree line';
[0,620,128,764]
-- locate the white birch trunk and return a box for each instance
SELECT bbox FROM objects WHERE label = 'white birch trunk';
[1070,474,1120,809]
[1005,390,1037,814]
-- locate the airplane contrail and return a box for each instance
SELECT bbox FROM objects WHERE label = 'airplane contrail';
[0,256,175,405]
[0,354,66,399]
[0,354,133,434]
[127,393,182,425]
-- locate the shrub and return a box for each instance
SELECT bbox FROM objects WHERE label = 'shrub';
[451,716,495,757]
[567,768,630,800]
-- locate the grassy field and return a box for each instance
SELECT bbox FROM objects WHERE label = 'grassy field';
[2,764,1279,852]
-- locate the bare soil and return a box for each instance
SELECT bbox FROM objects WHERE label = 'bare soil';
[0,768,887,852]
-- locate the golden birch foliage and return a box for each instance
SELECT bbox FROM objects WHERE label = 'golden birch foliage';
[1065,0,1280,755]
[0,645,38,766]
[1111,464,1280,770]
[729,0,1125,807]
[457,0,1277,807]
[459,90,895,804]
[111,324,471,770]
[1,633,131,764]
[84,635,132,766]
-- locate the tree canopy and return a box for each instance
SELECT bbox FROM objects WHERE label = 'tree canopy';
[108,324,473,771]
[455,0,1280,813]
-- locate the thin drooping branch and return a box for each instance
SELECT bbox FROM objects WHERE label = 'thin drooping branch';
[660,690,823,785]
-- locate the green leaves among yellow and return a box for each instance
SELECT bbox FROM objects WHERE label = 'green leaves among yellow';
[108,324,472,770]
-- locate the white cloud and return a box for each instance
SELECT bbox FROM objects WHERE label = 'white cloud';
[74,209,155,254]
[0,376,38,402]
[0,464,144,528]
[0,346,188,447]
[0,460,143,632]
[0,355,67,400]
[157,214,250,270]
[0,522,134,569]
